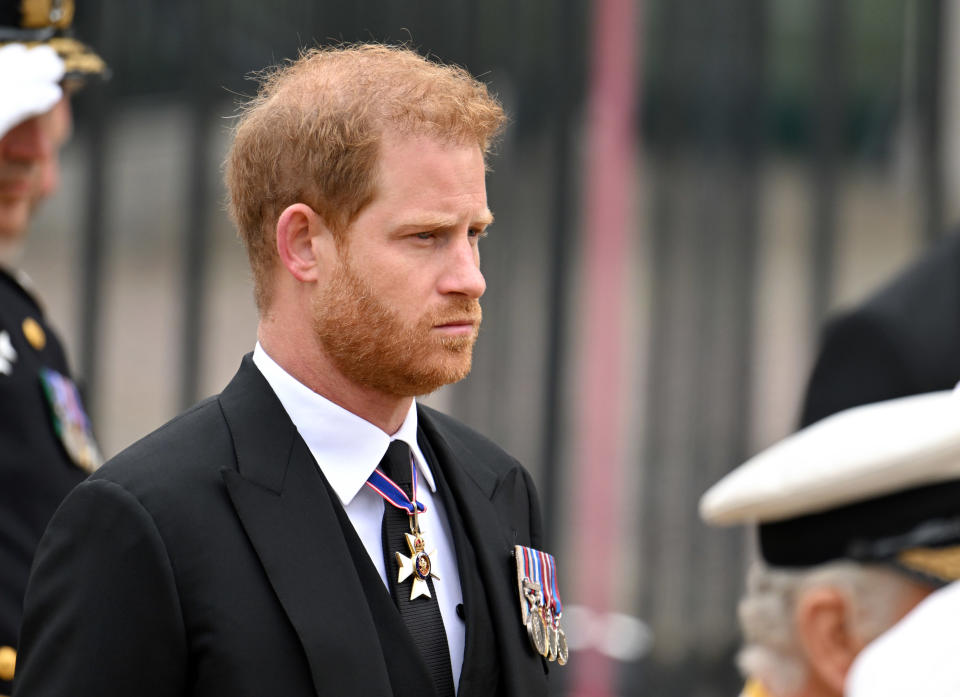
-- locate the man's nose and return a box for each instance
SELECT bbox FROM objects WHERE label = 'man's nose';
[439,236,486,299]
[2,116,53,163]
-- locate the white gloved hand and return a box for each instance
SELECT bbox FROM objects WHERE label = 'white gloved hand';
[0,43,66,139]
[845,581,960,697]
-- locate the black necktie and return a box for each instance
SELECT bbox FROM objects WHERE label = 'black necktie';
[380,440,456,697]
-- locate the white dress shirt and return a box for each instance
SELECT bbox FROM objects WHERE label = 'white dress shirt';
[252,343,465,689]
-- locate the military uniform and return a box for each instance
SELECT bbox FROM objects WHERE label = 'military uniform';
[0,0,108,691]
[0,269,98,696]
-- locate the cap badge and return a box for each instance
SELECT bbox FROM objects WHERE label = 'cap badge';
[20,0,74,29]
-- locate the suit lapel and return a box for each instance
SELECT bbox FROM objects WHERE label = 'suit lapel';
[218,357,394,697]
[420,431,500,696]
[418,408,549,697]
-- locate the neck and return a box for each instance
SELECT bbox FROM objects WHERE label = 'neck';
[788,677,840,697]
[743,675,839,697]
[258,317,413,435]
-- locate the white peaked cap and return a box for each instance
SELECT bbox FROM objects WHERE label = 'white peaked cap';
[845,580,960,697]
[700,388,960,526]
[0,43,65,140]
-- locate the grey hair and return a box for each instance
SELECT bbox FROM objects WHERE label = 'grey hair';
[736,560,920,696]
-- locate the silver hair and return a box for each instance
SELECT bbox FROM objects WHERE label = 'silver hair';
[736,560,921,696]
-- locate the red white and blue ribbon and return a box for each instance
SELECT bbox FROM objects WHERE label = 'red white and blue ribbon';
[518,545,563,623]
[365,447,427,515]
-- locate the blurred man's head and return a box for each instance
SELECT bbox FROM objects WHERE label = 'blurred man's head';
[700,390,960,697]
[737,561,932,697]
[0,0,105,258]
[0,93,71,244]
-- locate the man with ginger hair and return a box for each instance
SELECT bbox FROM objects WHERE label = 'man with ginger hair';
[13,45,554,697]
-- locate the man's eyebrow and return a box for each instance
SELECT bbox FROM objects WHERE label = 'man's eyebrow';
[394,210,494,230]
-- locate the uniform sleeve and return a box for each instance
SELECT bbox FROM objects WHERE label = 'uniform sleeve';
[13,479,187,697]
[799,310,912,428]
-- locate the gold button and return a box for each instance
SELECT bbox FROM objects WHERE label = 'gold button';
[0,645,15,682]
[21,317,46,351]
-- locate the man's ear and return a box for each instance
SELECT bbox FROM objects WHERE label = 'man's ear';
[795,587,863,696]
[275,203,335,282]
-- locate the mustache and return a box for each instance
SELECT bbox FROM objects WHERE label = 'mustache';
[0,162,36,179]
[427,298,482,326]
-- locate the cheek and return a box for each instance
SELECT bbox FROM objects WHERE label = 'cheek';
[366,261,436,305]
[36,155,60,198]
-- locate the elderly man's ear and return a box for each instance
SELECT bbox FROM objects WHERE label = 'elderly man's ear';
[275,203,338,283]
[794,588,862,696]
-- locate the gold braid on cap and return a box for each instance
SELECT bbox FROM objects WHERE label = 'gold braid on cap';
[17,36,107,76]
[20,0,74,30]
[48,36,105,74]
[897,546,960,582]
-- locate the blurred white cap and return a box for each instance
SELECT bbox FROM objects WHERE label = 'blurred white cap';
[699,389,960,577]
[0,43,65,140]
[700,389,960,525]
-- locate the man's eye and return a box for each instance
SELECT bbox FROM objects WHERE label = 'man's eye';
[468,228,488,239]
[415,231,434,240]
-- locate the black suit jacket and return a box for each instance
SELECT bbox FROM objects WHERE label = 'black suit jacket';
[13,356,549,697]
[800,232,960,427]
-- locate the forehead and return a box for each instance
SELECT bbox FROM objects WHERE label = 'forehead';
[372,132,489,216]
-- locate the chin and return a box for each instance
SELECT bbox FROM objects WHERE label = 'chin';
[0,205,30,246]
[0,233,26,267]
[389,352,475,398]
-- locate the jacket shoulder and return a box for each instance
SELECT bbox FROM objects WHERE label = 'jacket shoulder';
[91,395,232,494]
[419,404,522,473]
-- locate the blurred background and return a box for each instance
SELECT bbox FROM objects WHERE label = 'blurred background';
[24,0,960,694]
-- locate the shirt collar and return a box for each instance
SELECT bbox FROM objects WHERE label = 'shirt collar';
[252,342,436,506]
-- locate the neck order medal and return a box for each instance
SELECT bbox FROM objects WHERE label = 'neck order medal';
[366,449,439,601]
[396,530,440,600]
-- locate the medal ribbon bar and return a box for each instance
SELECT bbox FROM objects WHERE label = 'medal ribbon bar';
[515,544,568,665]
